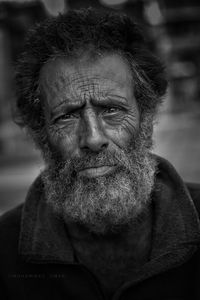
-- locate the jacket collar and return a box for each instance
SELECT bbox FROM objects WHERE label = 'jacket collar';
[19,155,200,266]
[150,155,200,259]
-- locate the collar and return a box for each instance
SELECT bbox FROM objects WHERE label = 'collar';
[19,155,200,266]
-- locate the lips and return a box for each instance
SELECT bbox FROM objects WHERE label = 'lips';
[78,165,116,178]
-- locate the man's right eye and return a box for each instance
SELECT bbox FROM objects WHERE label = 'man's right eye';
[54,113,78,123]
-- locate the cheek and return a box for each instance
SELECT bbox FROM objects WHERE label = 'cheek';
[47,125,80,160]
[106,127,133,149]
[104,114,139,148]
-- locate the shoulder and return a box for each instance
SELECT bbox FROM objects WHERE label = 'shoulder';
[0,175,43,248]
[0,204,23,256]
[0,204,23,230]
[186,182,200,216]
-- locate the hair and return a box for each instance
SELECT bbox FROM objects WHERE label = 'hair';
[15,7,168,149]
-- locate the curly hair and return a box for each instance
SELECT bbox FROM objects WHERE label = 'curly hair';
[15,8,167,149]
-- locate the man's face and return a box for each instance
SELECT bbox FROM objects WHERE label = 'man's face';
[40,53,139,162]
[39,53,156,234]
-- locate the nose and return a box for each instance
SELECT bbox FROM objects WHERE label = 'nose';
[79,109,109,152]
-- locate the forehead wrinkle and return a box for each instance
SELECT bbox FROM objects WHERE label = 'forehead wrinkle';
[41,68,128,98]
[68,73,127,90]
[39,53,134,110]
[67,75,107,102]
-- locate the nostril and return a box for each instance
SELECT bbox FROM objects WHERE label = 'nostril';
[80,135,109,152]
[101,142,108,150]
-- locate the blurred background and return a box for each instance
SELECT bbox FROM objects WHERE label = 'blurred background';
[0,0,200,215]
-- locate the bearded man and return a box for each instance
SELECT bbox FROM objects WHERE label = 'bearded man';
[0,8,200,300]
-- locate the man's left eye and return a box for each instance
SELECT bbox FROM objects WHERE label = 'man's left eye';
[103,107,120,114]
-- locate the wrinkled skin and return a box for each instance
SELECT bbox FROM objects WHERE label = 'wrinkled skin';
[39,53,140,161]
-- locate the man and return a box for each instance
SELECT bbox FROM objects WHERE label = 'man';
[0,8,200,300]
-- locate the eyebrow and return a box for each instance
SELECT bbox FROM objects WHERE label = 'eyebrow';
[51,98,84,111]
[91,96,128,109]
[103,95,128,105]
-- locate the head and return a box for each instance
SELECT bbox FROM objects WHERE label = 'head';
[15,8,167,234]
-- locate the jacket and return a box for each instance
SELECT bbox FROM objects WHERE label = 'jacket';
[0,155,200,300]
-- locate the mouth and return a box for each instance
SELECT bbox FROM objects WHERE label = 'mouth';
[78,165,116,178]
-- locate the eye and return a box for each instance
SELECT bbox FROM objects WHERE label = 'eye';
[54,112,78,123]
[103,107,120,114]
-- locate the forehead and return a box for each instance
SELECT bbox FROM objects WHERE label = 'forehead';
[39,53,133,106]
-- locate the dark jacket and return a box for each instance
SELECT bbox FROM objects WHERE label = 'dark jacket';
[0,156,200,300]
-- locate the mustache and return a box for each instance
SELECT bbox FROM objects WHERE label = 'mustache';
[75,150,128,170]
[52,147,134,176]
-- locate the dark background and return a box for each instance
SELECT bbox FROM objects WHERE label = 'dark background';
[0,0,200,214]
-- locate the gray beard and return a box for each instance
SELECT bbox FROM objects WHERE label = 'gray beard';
[42,120,157,235]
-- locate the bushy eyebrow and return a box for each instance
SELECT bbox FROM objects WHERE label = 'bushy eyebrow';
[52,99,85,111]
[92,96,128,108]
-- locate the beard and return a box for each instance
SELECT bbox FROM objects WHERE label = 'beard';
[42,117,157,235]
